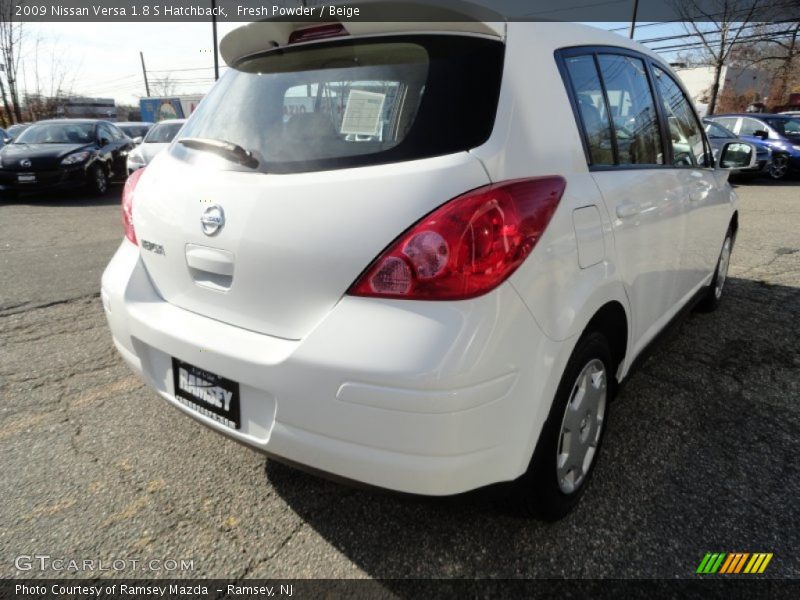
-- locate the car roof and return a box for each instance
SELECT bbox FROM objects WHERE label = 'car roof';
[117,121,154,126]
[221,19,664,68]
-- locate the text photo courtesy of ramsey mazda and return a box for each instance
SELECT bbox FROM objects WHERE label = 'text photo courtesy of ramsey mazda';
[4,1,800,592]
[103,20,752,521]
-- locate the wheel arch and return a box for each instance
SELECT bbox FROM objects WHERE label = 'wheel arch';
[580,300,628,379]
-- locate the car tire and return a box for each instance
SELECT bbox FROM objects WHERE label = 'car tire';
[87,163,109,196]
[512,331,614,521]
[697,227,734,313]
[767,153,790,180]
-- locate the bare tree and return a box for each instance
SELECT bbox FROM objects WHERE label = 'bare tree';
[731,22,800,108]
[150,74,177,96]
[0,0,25,122]
[23,31,80,120]
[672,0,761,115]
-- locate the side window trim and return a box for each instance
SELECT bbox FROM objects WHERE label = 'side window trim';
[643,59,674,167]
[556,44,672,171]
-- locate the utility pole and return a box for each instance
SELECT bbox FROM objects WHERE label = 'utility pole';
[140,51,150,97]
[211,0,219,80]
[628,0,639,39]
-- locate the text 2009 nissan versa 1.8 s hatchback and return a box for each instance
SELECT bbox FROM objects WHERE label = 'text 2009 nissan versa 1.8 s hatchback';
[102,20,755,519]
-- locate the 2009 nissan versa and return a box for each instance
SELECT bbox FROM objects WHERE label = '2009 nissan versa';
[102,18,754,519]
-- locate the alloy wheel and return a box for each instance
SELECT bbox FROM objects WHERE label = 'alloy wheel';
[95,167,108,193]
[768,155,789,180]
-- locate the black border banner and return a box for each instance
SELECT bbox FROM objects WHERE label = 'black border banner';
[3,579,800,600]
[3,0,800,23]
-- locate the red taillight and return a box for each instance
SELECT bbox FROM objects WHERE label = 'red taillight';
[288,24,347,44]
[122,168,145,246]
[348,177,566,301]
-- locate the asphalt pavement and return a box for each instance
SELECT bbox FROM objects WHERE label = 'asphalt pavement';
[1,179,799,580]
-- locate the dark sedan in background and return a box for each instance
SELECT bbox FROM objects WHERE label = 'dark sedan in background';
[0,119,133,197]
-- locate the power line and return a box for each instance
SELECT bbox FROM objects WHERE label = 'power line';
[520,0,630,17]
[147,65,228,73]
[636,20,799,45]
[647,29,798,52]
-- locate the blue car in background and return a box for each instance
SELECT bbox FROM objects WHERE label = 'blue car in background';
[707,113,800,180]
[703,118,772,178]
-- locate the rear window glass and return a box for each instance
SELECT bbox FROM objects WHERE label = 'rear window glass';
[171,35,504,174]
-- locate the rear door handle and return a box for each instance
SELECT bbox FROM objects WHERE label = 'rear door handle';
[616,203,640,219]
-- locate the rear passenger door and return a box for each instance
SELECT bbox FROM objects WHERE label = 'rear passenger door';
[561,49,685,356]
[651,66,727,294]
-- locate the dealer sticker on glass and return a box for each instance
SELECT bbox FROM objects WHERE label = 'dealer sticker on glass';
[340,89,386,137]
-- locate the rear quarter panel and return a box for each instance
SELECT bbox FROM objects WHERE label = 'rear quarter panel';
[471,23,631,348]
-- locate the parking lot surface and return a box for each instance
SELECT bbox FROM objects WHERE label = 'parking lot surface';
[1,180,799,579]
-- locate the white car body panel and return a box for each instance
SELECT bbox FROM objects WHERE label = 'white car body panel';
[102,20,738,495]
[133,151,490,340]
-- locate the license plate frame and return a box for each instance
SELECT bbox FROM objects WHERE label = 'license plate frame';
[171,358,241,430]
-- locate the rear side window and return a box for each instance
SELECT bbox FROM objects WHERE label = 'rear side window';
[653,67,705,166]
[704,121,735,139]
[172,35,504,174]
[596,54,663,166]
[714,117,739,131]
[108,124,126,140]
[563,55,614,165]
[98,124,115,142]
[739,117,766,136]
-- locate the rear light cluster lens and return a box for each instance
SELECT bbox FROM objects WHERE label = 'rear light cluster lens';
[121,168,145,246]
[348,176,566,301]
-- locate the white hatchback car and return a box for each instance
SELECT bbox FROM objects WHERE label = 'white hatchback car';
[103,20,754,519]
[126,119,186,174]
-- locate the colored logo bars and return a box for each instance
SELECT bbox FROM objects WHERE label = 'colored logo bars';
[696,552,773,574]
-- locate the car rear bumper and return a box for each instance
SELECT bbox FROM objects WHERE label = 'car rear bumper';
[102,240,569,495]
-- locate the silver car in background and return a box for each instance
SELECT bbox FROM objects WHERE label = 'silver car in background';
[126,119,186,174]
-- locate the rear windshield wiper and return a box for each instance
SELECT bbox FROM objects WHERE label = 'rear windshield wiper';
[178,137,259,169]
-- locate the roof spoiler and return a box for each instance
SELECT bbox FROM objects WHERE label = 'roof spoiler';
[220,0,506,66]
